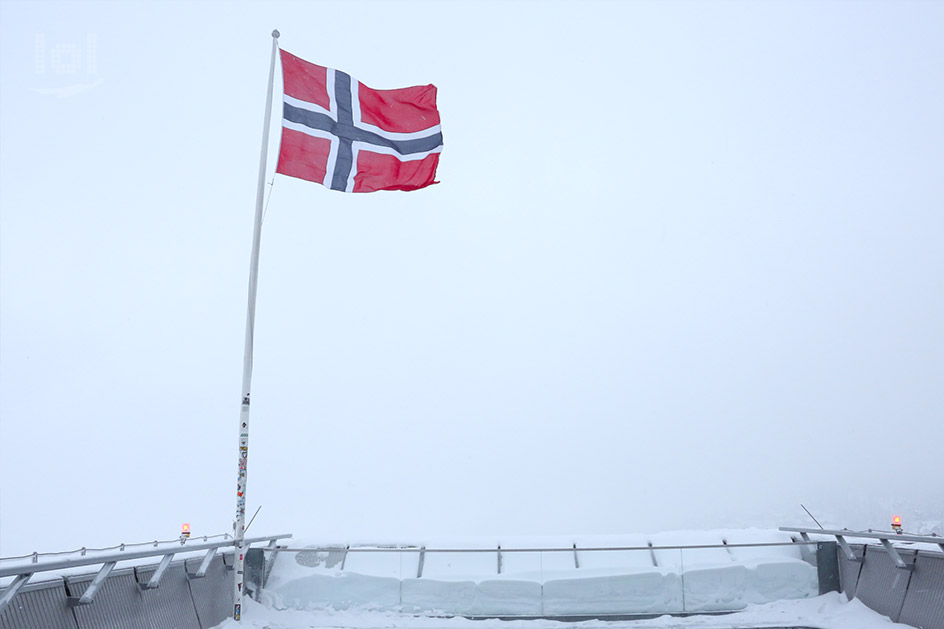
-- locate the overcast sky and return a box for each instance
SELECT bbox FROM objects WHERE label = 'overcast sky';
[1,0,943,558]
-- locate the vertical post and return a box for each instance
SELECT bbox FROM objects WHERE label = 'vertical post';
[233,28,280,623]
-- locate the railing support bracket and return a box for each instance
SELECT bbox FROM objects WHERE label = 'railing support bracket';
[0,573,32,616]
[138,553,175,590]
[68,561,116,606]
[186,549,217,579]
[880,538,915,571]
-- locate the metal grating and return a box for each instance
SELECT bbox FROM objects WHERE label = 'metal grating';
[67,568,150,629]
[837,543,864,601]
[853,545,916,623]
[136,561,202,629]
[0,578,78,629]
[186,554,232,628]
[897,551,944,629]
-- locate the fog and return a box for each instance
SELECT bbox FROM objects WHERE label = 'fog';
[1,0,943,558]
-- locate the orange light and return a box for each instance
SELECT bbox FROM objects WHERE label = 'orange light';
[182,523,191,532]
[892,516,901,525]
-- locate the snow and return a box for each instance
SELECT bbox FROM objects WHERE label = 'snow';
[211,592,912,629]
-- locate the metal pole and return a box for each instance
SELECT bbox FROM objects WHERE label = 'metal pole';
[232,28,280,623]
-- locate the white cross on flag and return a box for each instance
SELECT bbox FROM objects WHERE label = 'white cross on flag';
[277,49,443,193]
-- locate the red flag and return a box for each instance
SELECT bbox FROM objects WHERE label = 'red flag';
[277,49,443,193]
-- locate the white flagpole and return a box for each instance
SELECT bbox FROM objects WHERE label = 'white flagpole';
[232,28,280,623]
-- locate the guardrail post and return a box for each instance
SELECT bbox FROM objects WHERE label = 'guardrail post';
[815,542,841,594]
[647,542,658,567]
[0,573,33,616]
[245,547,266,600]
[68,561,116,606]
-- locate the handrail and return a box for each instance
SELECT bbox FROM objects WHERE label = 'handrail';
[1,533,235,562]
[779,526,944,547]
[266,540,815,553]
[0,533,292,579]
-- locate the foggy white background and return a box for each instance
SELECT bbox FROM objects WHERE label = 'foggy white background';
[1,1,943,558]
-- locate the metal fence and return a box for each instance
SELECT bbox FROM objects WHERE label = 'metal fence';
[0,533,291,629]
[6,528,940,627]
[781,527,944,629]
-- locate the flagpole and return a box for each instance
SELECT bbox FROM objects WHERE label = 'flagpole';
[232,28,279,623]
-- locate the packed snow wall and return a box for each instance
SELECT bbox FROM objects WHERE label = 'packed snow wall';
[257,530,825,617]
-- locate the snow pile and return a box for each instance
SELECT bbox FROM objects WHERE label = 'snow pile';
[213,592,912,629]
[261,529,819,616]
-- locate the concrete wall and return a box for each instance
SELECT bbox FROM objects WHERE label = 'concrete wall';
[0,554,233,629]
[838,543,944,629]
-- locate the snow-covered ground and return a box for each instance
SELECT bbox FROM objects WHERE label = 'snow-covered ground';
[212,592,911,629]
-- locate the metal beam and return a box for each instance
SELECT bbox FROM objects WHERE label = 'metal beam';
[417,547,425,578]
[267,540,816,554]
[0,573,32,616]
[187,549,217,579]
[880,538,915,571]
[834,535,863,562]
[68,561,116,606]
[138,553,174,590]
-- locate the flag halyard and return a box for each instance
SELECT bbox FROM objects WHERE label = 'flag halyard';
[276,49,443,193]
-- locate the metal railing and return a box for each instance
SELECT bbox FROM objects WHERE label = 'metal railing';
[780,526,944,570]
[0,533,236,564]
[0,532,292,615]
[257,539,827,618]
[269,540,817,552]
[266,540,817,577]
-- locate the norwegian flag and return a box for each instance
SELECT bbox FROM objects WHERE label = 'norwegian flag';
[276,49,443,193]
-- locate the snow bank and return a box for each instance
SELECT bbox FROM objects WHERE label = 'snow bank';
[261,529,819,616]
[542,570,682,615]
[214,592,914,629]
[401,577,543,616]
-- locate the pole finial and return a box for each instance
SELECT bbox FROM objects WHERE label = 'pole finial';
[272,29,280,39]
